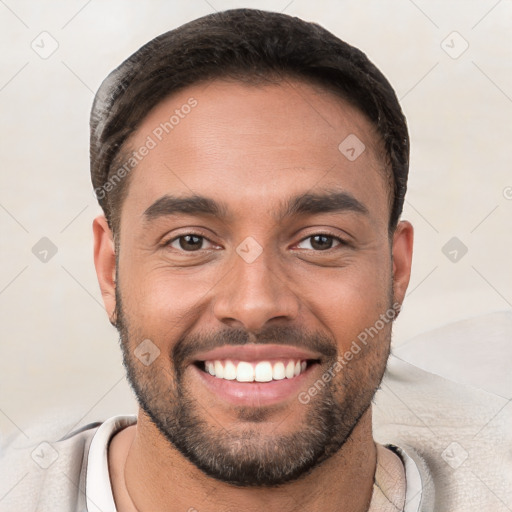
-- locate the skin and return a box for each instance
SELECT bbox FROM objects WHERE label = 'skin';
[93,78,413,511]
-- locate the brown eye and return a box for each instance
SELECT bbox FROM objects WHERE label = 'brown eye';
[296,234,344,251]
[311,235,333,250]
[168,234,212,251]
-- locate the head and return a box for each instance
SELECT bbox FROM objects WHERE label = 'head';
[92,8,413,487]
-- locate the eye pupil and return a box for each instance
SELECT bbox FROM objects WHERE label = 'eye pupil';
[310,235,333,250]
[179,235,203,251]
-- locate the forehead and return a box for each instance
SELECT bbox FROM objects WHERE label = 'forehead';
[120,78,389,226]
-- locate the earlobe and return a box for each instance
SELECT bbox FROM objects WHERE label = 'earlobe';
[92,215,117,324]
[391,220,414,311]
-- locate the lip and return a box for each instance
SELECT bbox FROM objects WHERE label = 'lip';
[191,360,320,407]
[190,343,323,364]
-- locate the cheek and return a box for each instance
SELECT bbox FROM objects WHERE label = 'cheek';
[119,261,221,333]
[292,259,392,350]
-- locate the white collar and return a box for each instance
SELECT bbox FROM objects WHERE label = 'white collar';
[389,444,423,512]
[85,415,422,511]
[86,415,137,512]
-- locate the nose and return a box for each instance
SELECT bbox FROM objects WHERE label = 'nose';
[212,244,300,332]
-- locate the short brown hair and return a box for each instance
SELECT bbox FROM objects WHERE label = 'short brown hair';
[90,8,409,238]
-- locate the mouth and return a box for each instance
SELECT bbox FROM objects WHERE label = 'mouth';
[189,344,323,406]
[194,358,318,382]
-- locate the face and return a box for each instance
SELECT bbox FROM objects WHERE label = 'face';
[95,78,413,487]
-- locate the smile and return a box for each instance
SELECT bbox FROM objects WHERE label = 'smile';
[189,344,323,406]
[200,359,310,382]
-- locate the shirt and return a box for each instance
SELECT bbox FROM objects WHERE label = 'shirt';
[84,415,423,512]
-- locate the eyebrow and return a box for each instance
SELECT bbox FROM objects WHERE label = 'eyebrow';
[279,190,368,220]
[143,195,226,221]
[142,190,368,223]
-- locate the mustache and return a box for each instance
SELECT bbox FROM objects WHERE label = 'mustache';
[173,324,337,369]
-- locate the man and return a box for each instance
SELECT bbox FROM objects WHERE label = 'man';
[1,8,509,512]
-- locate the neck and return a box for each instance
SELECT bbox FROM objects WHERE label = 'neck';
[111,407,377,512]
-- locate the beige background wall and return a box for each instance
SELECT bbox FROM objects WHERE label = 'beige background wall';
[1,0,511,441]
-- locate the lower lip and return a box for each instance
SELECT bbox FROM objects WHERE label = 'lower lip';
[191,363,319,407]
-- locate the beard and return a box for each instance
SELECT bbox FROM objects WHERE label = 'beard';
[113,282,393,487]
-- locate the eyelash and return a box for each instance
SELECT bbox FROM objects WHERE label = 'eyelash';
[165,233,218,252]
[295,233,348,251]
[164,232,348,252]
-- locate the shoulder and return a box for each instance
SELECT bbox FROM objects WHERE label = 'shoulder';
[0,417,102,512]
[374,354,512,511]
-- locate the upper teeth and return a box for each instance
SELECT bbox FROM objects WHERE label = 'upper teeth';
[205,359,308,382]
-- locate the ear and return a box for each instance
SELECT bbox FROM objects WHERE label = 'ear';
[391,220,414,314]
[93,215,117,325]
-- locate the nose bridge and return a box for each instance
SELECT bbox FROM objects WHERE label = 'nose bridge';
[213,240,299,330]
